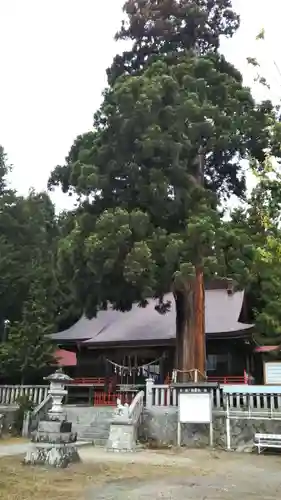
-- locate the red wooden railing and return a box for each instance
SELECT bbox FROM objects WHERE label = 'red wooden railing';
[207,376,246,384]
[208,371,248,385]
[70,377,107,385]
[71,372,249,387]
[93,391,134,406]
[165,370,249,385]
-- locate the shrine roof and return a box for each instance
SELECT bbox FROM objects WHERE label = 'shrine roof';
[50,288,253,345]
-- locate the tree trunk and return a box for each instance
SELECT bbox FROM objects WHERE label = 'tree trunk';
[174,281,196,382]
[194,267,206,377]
[174,272,206,382]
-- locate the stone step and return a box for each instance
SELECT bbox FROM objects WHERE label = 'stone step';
[73,424,110,441]
[61,406,115,444]
[69,415,113,422]
[88,422,111,428]
[91,438,108,447]
[65,406,115,426]
[77,428,109,437]
[74,423,110,431]
[73,424,110,433]
[79,430,109,437]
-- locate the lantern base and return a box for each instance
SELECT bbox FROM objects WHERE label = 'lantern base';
[23,442,80,468]
[24,417,80,468]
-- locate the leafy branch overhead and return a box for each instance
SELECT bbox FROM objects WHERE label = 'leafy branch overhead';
[50,53,276,206]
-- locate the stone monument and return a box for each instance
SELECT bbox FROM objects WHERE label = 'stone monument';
[106,398,138,452]
[24,369,80,468]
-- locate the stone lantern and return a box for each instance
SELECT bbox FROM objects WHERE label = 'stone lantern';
[44,368,73,420]
[23,368,79,468]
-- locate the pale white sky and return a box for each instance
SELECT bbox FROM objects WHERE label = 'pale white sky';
[0,0,280,211]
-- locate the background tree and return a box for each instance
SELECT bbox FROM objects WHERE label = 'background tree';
[0,189,57,324]
[0,148,75,381]
[0,275,56,384]
[228,157,281,344]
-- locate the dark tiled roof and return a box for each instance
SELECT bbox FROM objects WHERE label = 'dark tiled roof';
[50,289,253,344]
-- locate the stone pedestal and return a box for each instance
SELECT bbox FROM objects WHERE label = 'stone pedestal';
[107,419,137,452]
[106,401,139,452]
[23,418,80,468]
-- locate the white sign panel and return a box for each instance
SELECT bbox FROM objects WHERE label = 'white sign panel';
[179,392,211,424]
[264,362,281,385]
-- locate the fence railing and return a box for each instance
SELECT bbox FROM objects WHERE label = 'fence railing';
[93,389,138,406]
[0,384,141,407]
[145,379,281,414]
[3,380,281,415]
[0,385,49,406]
[208,375,247,385]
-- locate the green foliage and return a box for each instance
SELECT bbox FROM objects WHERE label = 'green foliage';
[228,158,281,342]
[48,0,281,332]
[50,53,276,207]
[0,189,57,324]
[0,147,78,381]
[108,0,240,84]
[13,395,34,436]
[0,276,56,383]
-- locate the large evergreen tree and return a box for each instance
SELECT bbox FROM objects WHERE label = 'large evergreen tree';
[49,1,281,372]
[107,0,240,84]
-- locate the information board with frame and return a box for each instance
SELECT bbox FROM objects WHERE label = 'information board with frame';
[177,391,213,447]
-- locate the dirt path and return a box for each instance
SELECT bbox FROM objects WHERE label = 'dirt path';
[83,448,281,499]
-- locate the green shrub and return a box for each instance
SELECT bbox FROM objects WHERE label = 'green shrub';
[12,395,35,436]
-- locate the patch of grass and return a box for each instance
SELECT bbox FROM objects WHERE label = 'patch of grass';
[0,456,190,500]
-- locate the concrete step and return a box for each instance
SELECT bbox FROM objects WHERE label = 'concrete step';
[73,424,110,442]
[79,429,109,436]
[73,423,110,432]
[74,423,110,431]
[91,438,108,447]
[80,432,109,439]
[64,406,114,444]
[65,406,115,426]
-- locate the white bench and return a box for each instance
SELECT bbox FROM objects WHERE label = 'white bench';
[254,433,281,454]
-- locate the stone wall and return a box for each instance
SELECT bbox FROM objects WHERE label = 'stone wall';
[140,408,281,450]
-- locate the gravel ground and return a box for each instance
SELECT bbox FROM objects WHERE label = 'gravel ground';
[85,449,281,499]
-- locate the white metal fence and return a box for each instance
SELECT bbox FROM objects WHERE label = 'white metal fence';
[0,385,48,406]
[2,380,281,414]
[145,380,281,414]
